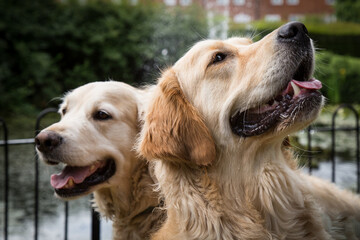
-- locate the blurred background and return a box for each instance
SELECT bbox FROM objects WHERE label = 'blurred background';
[1,0,360,239]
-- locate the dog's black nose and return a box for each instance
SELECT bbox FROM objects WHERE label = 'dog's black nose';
[278,22,309,42]
[35,131,63,152]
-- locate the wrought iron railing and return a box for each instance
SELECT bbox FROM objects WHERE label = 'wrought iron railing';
[1,104,359,239]
[1,108,100,240]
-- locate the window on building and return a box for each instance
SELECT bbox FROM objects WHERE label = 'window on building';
[216,0,229,6]
[326,0,334,5]
[233,0,245,5]
[288,14,304,21]
[265,14,281,22]
[164,0,176,6]
[271,0,283,5]
[233,13,252,23]
[287,0,299,5]
[180,0,192,5]
[217,0,230,5]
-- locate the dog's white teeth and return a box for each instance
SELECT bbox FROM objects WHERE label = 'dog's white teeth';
[291,82,301,96]
[273,100,279,106]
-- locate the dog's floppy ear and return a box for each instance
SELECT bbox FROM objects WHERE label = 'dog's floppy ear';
[140,69,216,166]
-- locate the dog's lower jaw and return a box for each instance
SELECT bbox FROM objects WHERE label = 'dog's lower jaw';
[276,95,324,134]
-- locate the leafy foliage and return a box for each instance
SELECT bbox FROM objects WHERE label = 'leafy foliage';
[315,51,360,104]
[335,0,360,23]
[0,0,207,117]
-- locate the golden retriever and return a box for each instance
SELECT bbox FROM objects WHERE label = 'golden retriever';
[138,22,360,239]
[35,82,164,240]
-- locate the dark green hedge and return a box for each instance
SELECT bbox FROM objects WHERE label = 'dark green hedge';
[311,34,360,57]
[335,0,360,23]
[0,0,207,117]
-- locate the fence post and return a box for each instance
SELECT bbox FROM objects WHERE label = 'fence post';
[92,209,101,240]
[0,118,9,240]
[331,109,336,183]
[35,108,58,240]
[357,120,360,194]
[307,126,312,175]
[353,107,360,194]
[331,104,360,191]
[64,202,69,240]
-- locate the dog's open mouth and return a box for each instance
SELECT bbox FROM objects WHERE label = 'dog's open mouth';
[230,78,322,137]
[50,159,116,198]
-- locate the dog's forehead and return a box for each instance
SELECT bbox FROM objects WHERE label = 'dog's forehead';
[190,40,226,55]
[174,40,222,67]
[195,37,251,51]
[225,37,253,46]
[62,82,137,109]
[177,37,252,66]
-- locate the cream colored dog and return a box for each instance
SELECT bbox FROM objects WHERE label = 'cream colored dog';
[35,82,164,240]
[139,22,360,239]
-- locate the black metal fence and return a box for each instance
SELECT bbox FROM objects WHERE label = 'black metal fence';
[306,104,360,193]
[1,108,100,240]
[1,104,359,240]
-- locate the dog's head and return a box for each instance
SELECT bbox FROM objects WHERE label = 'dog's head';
[36,82,142,199]
[140,22,323,163]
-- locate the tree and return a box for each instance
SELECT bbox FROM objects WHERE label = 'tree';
[0,0,208,117]
[335,0,360,23]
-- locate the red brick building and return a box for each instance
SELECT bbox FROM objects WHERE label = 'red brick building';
[162,0,334,23]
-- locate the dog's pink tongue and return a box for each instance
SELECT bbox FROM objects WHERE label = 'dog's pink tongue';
[50,165,92,189]
[292,78,322,90]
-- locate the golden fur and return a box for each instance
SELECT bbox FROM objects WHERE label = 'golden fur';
[141,69,216,166]
[138,24,360,239]
[36,82,164,240]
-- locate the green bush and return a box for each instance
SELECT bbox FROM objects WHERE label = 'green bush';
[0,0,207,118]
[335,0,360,23]
[315,52,360,104]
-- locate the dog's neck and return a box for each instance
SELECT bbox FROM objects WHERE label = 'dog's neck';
[156,138,328,239]
[216,139,329,239]
[154,159,271,239]
[215,139,285,188]
[93,160,164,240]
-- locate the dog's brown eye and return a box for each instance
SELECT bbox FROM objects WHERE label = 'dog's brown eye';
[62,108,67,115]
[213,53,227,64]
[94,110,111,121]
